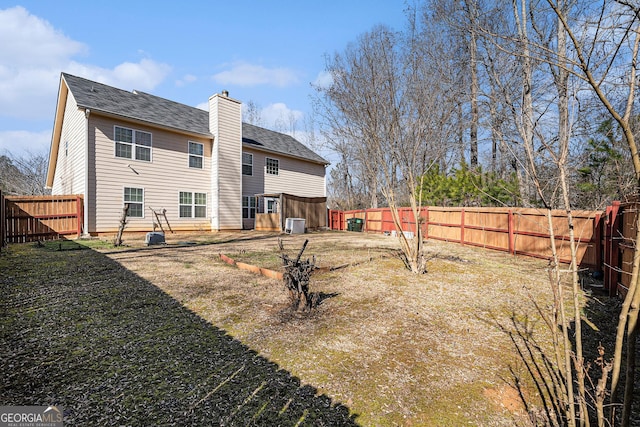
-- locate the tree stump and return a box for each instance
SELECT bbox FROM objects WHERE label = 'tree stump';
[279,239,316,311]
[114,203,129,246]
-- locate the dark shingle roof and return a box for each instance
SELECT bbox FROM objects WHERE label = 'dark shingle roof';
[62,73,328,165]
[241,123,327,164]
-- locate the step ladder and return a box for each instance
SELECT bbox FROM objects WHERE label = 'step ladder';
[149,207,173,233]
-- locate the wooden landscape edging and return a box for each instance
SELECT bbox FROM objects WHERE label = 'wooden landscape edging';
[219,253,284,280]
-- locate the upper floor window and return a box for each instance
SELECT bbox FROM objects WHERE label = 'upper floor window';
[179,191,207,218]
[115,126,151,161]
[124,187,144,218]
[242,152,253,176]
[266,157,279,175]
[189,142,204,169]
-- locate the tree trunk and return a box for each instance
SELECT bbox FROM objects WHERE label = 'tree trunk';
[547,210,576,426]
[622,308,638,427]
[559,169,589,427]
[114,204,129,247]
[512,0,535,207]
[554,6,589,424]
[467,0,479,168]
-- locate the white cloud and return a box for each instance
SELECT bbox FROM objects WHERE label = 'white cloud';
[0,6,171,120]
[66,59,171,92]
[212,61,299,87]
[0,130,51,157]
[195,101,209,111]
[261,102,304,125]
[176,74,197,87]
[312,70,333,89]
[0,6,86,68]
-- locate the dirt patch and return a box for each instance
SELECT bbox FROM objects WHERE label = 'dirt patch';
[484,386,526,415]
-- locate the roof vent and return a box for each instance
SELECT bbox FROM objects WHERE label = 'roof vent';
[132,90,138,95]
[221,90,229,97]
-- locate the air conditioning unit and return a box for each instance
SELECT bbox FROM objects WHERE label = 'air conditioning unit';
[285,218,306,234]
[145,231,165,245]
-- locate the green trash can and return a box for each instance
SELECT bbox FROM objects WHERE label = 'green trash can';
[347,217,364,232]
[346,217,355,231]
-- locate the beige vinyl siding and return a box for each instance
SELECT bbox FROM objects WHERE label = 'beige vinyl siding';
[209,94,242,230]
[51,91,86,196]
[262,154,326,198]
[241,148,264,196]
[92,115,212,233]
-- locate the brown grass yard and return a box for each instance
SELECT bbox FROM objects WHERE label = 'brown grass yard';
[0,230,624,426]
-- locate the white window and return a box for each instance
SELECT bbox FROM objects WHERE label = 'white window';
[124,187,144,218]
[242,196,256,219]
[189,141,204,169]
[266,157,279,175]
[115,126,152,161]
[179,192,207,218]
[242,152,253,176]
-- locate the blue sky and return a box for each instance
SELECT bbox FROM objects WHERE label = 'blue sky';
[0,1,409,163]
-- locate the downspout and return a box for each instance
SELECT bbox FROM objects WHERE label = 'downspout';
[83,108,90,236]
[213,136,220,230]
[280,194,285,232]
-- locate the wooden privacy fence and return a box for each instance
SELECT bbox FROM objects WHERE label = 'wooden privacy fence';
[2,194,83,243]
[0,191,5,251]
[328,206,631,294]
[605,201,640,298]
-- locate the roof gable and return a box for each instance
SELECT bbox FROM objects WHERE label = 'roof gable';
[61,73,328,165]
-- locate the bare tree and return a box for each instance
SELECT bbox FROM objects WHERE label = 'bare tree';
[0,151,50,195]
[479,0,640,423]
[540,3,640,425]
[430,0,483,169]
[242,100,264,127]
[315,18,457,273]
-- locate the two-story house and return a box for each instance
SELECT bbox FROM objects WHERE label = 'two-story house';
[45,73,328,235]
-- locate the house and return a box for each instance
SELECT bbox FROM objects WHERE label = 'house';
[45,73,328,235]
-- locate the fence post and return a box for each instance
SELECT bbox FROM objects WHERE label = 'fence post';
[364,208,368,233]
[423,206,429,240]
[594,212,602,273]
[76,196,82,238]
[604,201,621,296]
[508,209,515,255]
[460,208,465,245]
